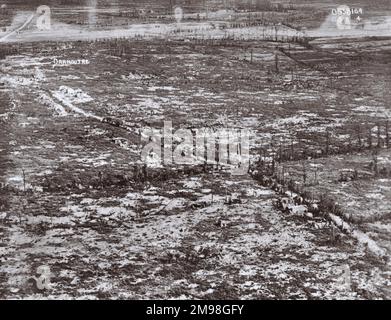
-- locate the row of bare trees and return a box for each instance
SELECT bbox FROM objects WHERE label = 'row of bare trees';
[252,122,391,168]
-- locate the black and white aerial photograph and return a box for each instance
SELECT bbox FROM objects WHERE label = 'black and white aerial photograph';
[0,0,390,301]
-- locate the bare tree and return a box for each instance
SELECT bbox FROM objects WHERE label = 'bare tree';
[377,123,382,148]
[325,130,330,156]
[372,150,379,176]
[368,126,373,149]
[357,124,362,148]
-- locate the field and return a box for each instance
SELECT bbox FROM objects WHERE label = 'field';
[0,0,390,299]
